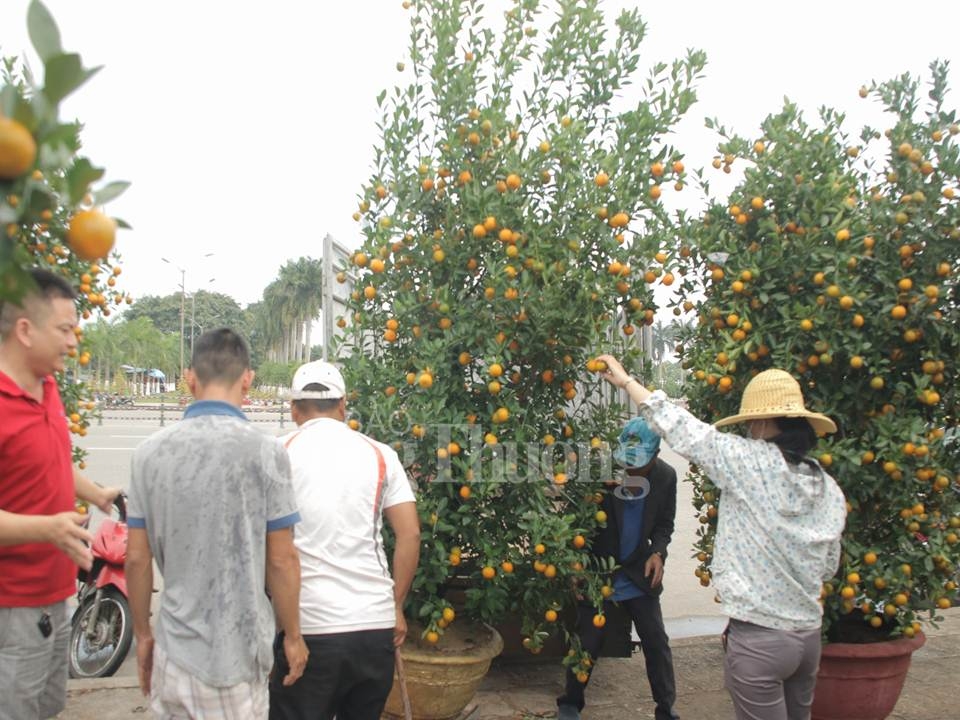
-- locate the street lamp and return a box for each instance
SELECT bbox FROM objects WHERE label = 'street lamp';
[162,253,214,383]
[160,259,186,382]
[189,278,216,358]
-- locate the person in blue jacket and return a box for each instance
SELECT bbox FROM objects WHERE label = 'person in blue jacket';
[557,416,680,720]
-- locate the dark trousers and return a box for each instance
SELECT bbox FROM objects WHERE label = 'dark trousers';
[558,595,679,720]
[269,629,395,720]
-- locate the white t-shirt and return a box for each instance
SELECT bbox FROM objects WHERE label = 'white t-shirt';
[281,417,416,634]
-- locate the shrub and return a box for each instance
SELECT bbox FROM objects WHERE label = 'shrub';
[677,61,959,641]
[337,0,705,662]
[1,0,130,462]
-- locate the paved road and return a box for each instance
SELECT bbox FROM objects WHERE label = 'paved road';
[73,410,723,677]
[73,409,297,678]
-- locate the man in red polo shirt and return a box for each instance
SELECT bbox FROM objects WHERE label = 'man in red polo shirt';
[0,268,121,720]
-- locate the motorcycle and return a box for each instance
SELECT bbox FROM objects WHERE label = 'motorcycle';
[68,495,133,678]
[104,395,135,408]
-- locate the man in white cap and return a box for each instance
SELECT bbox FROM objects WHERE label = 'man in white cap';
[269,360,420,720]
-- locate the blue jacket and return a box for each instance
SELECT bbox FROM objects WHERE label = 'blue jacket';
[591,457,677,596]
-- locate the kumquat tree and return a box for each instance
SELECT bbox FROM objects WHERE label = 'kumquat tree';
[336,0,705,669]
[1,0,130,463]
[676,61,959,643]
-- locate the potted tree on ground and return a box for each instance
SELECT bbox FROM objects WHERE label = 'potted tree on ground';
[1,0,130,465]
[334,1,706,717]
[674,62,959,720]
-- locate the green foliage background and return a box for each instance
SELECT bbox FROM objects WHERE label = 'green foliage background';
[676,62,959,639]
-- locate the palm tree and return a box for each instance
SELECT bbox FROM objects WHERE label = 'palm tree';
[256,258,323,364]
[650,318,688,387]
[287,257,323,362]
[83,318,121,389]
[650,319,670,366]
[83,317,176,393]
[255,282,286,362]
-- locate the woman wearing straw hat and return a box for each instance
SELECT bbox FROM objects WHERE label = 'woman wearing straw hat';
[596,355,846,720]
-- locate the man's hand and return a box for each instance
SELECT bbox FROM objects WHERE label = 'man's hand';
[73,469,123,516]
[47,512,94,570]
[95,487,124,515]
[393,605,408,647]
[126,528,155,696]
[281,633,308,686]
[265,526,306,685]
[136,635,155,696]
[645,552,664,589]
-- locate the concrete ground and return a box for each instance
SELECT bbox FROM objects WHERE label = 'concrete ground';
[58,411,958,719]
[61,608,960,719]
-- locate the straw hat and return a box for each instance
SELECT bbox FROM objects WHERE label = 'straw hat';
[714,369,837,435]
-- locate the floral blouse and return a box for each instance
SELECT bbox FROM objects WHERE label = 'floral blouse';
[639,391,847,631]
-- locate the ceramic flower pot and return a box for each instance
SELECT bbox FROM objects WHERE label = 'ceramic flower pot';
[811,631,926,720]
[382,623,504,720]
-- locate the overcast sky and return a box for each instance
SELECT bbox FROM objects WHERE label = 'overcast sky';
[2,1,959,309]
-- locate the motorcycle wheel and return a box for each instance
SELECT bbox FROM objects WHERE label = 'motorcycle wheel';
[68,587,133,678]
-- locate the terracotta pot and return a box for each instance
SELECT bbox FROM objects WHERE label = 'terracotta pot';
[811,632,925,720]
[383,624,504,720]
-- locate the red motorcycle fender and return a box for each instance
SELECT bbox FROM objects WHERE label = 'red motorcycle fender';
[91,519,127,566]
[95,566,127,598]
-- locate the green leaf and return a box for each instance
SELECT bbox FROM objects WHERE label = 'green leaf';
[21,177,56,217]
[0,86,18,121]
[93,181,131,205]
[39,121,82,153]
[0,245,34,306]
[43,54,101,105]
[27,0,62,62]
[418,601,434,618]
[0,87,38,130]
[114,217,132,230]
[65,157,105,205]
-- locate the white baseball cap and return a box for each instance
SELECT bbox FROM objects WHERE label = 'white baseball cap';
[290,360,346,400]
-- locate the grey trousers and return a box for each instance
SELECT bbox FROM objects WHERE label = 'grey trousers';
[0,602,70,720]
[723,619,821,720]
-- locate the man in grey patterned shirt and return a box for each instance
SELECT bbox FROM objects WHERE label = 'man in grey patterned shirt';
[126,328,308,719]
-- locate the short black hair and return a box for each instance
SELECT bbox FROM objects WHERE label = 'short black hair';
[28,268,77,301]
[0,267,76,336]
[291,382,342,416]
[190,328,250,386]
